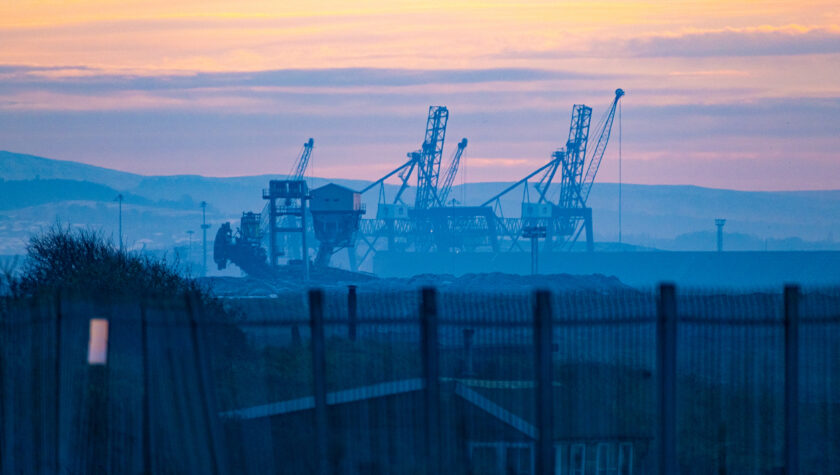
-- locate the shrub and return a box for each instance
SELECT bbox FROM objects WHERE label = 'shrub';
[10,225,205,300]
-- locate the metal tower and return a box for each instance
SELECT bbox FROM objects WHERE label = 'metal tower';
[558,104,593,211]
[715,219,726,252]
[200,201,209,276]
[261,138,315,279]
[414,106,449,210]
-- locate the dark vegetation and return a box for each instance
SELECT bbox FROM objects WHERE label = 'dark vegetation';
[6,225,206,299]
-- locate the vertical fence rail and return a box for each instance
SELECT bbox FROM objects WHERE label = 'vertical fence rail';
[658,283,677,475]
[421,287,441,475]
[140,301,152,474]
[3,283,840,474]
[308,289,329,475]
[534,290,555,475]
[348,285,357,341]
[784,285,800,475]
[53,291,62,474]
[186,293,221,475]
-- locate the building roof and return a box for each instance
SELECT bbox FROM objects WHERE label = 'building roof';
[311,182,359,195]
[220,371,654,441]
[219,378,423,420]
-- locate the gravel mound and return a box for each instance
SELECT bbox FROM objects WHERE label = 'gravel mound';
[199,268,628,298]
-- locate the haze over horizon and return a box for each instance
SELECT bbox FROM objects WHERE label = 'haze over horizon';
[1,1,839,190]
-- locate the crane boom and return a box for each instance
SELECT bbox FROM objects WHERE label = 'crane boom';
[579,89,624,203]
[288,138,314,180]
[437,138,468,206]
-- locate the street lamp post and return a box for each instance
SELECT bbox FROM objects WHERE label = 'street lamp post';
[200,201,210,276]
[114,194,124,252]
[186,230,195,267]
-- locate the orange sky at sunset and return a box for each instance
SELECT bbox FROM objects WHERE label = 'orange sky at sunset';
[1,1,838,189]
[3,1,838,71]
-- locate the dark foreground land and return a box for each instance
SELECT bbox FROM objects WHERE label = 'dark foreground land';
[1,229,838,474]
[3,280,839,474]
[199,270,628,297]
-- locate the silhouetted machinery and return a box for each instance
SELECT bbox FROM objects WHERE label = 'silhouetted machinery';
[215,182,366,276]
[263,179,309,271]
[310,184,365,267]
[213,138,366,276]
[213,212,272,277]
[214,91,624,276]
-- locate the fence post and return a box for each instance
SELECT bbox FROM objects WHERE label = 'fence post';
[308,289,329,475]
[53,291,63,473]
[657,283,677,475]
[784,285,800,475]
[421,287,440,475]
[85,304,110,474]
[185,293,220,475]
[534,290,555,475]
[348,285,357,341]
[140,301,151,474]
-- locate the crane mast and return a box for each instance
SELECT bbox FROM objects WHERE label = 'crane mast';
[414,106,449,210]
[437,138,468,206]
[558,105,593,209]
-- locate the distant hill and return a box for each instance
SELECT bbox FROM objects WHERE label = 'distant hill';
[1,150,839,256]
[0,151,144,190]
[0,179,153,210]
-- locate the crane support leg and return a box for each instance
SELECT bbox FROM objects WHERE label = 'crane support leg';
[348,246,358,272]
[269,197,278,268]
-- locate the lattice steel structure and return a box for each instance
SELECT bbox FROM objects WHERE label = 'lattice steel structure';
[414,106,449,210]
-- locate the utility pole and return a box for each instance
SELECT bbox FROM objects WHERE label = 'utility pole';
[523,225,546,275]
[115,194,124,252]
[186,230,195,266]
[715,219,726,252]
[200,202,210,276]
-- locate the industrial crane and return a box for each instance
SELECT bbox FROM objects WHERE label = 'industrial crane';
[288,138,315,181]
[359,106,450,209]
[481,89,624,251]
[436,138,468,206]
[356,106,472,264]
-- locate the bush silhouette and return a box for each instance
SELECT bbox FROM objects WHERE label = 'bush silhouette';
[11,226,205,300]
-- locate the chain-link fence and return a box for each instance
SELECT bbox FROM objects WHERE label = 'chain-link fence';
[1,285,838,474]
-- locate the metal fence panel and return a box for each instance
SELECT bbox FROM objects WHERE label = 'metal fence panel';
[1,285,838,474]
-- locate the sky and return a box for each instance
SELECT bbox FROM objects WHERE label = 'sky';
[0,1,839,190]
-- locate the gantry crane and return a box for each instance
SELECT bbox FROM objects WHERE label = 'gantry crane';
[259,137,316,270]
[358,106,452,208]
[481,89,624,251]
[356,106,479,264]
